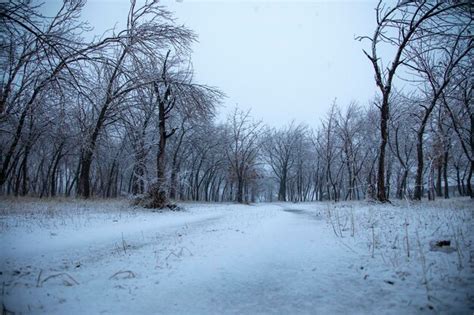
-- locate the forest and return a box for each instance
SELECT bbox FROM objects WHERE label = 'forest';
[0,0,472,206]
[1,1,473,314]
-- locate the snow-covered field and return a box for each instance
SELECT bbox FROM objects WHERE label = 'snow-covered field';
[1,198,473,314]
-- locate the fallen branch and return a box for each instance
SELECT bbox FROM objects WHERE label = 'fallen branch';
[109,270,136,280]
[36,270,43,287]
[165,247,194,260]
[38,272,79,287]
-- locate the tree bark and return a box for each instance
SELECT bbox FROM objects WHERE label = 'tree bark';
[414,131,424,200]
[436,163,442,197]
[377,96,389,202]
[278,171,287,201]
[443,151,449,198]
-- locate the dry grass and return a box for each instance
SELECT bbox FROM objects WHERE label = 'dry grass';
[0,197,140,232]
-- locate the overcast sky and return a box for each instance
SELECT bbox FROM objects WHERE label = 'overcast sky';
[57,0,382,127]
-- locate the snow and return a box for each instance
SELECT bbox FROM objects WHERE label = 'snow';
[1,198,473,314]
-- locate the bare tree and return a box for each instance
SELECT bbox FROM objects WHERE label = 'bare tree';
[261,122,306,201]
[0,0,90,187]
[144,54,222,207]
[335,102,368,200]
[314,102,343,201]
[357,0,469,202]
[403,14,472,200]
[225,108,262,203]
[122,85,157,195]
[388,94,416,199]
[76,1,196,198]
[442,65,473,198]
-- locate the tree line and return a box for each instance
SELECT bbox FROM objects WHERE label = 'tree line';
[0,0,472,205]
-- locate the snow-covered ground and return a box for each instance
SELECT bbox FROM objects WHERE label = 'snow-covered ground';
[1,198,473,314]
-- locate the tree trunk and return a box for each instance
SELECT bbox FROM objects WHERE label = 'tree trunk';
[147,68,177,208]
[131,161,145,195]
[278,171,287,201]
[467,162,473,198]
[236,176,244,203]
[50,149,63,197]
[414,132,424,200]
[20,145,30,196]
[377,96,389,202]
[105,159,117,198]
[156,110,167,190]
[468,112,474,198]
[436,163,442,197]
[396,168,409,199]
[78,150,93,198]
[0,88,41,187]
[169,126,186,200]
[443,151,449,199]
[428,160,435,201]
[77,96,111,198]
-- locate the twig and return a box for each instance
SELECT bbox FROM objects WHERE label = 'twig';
[371,224,376,258]
[109,270,136,280]
[350,208,355,237]
[336,209,343,237]
[179,247,193,256]
[327,207,340,237]
[452,226,464,270]
[36,269,43,287]
[165,251,180,260]
[336,238,358,254]
[39,273,79,287]
[416,230,433,304]
[122,232,127,254]
[404,219,410,258]
[166,246,194,261]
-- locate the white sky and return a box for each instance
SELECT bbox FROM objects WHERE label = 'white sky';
[50,0,383,127]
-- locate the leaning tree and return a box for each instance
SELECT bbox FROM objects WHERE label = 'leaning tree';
[357,0,471,202]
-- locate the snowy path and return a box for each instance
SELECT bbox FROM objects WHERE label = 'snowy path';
[138,206,411,315]
[1,200,473,314]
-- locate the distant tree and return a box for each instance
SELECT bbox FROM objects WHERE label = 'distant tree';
[288,126,313,202]
[225,108,262,203]
[334,102,367,200]
[314,102,343,201]
[261,122,305,201]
